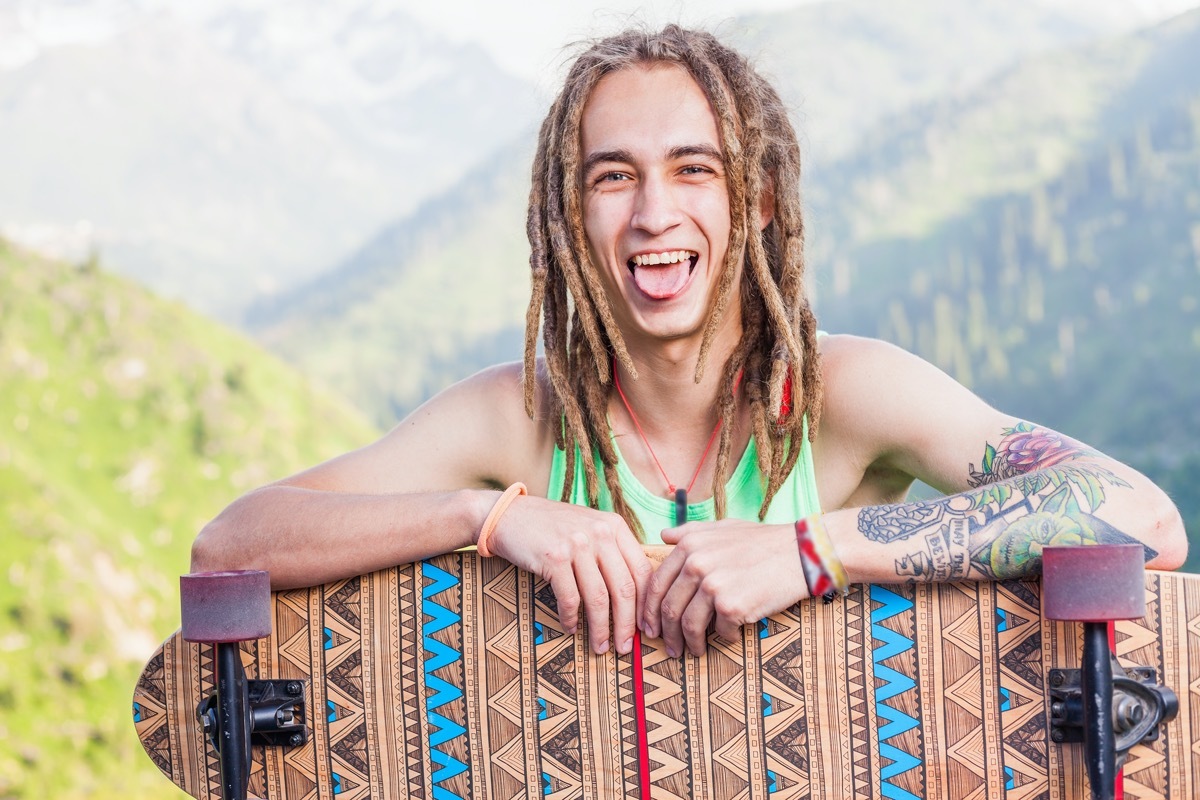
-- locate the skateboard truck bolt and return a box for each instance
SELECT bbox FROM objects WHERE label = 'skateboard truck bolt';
[1043,545,1179,800]
[182,570,309,800]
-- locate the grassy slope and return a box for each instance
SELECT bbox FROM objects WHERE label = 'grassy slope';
[0,242,378,798]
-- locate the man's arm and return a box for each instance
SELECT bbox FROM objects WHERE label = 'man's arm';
[191,364,531,587]
[191,362,652,655]
[820,337,1186,583]
[834,422,1183,585]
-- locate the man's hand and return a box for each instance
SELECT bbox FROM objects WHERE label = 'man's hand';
[642,520,808,657]
[485,495,652,655]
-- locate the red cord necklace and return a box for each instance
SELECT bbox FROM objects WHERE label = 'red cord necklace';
[612,368,741,509]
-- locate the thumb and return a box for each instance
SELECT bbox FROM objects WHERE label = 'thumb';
[660,525,684,544]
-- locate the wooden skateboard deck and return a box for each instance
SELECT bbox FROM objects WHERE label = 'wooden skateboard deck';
[133,550,1200,799]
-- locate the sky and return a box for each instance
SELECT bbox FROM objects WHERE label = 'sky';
[397,0,811,84]
[397,0,1200,86]
[6,0,1200,84]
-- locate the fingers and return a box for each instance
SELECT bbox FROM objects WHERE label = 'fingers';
[572,554,612,654]
[615,531,653,635]
[657,562,700,658]
[547,569,581,637]
[680,588,715,656]
[642,549,684,640]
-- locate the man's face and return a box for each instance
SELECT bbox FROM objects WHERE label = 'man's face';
[579,64,734,347]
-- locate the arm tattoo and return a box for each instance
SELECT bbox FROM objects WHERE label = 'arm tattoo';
[858,422,1156,583]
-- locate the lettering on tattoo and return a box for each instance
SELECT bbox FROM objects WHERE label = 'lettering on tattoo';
[895,518,970,583]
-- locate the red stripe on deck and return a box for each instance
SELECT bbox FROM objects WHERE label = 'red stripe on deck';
[1110,621,1123,800]
[632,630,651,797]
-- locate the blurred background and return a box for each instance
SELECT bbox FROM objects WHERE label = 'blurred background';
[2,0,1200,796]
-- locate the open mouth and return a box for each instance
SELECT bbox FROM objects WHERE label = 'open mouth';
[626,250,699,299]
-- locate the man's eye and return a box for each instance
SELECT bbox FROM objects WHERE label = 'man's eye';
[681,165,713,176]
[597,172,631,183]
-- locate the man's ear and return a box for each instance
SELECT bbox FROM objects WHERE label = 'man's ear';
[758,177,775,230]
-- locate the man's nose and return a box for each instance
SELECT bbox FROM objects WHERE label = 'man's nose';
[630,177,683,235]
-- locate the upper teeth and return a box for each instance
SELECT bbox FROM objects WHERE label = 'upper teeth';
[631,250,696,266]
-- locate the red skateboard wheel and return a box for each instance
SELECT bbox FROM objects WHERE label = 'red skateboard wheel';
[180,570,271,643]
[1042,544,1145,622]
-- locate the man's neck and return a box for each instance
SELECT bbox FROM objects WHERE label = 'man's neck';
[612,329,740,434]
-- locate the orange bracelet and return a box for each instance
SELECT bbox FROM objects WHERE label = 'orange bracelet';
[476,483,527,558]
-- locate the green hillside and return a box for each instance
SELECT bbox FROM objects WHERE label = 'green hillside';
[0,241,378,798]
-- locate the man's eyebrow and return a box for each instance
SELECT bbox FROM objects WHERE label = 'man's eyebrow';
[582,149,634,175]
[667,144,723,162]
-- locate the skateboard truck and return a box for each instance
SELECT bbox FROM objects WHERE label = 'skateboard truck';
[1043,545,1178,800]
[182,570,309,800]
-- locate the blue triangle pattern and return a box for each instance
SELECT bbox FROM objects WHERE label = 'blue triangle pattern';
[879,741,922,780]
[423,599,462,640]
[876,697,920,741]
[424,636,463,675]
[429,710,468,748]
[422,560,468,800]
[871,585,922,800]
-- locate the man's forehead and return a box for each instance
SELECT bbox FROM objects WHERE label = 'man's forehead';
[579,63,722,160]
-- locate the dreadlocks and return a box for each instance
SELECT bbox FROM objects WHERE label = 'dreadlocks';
[523,25,822,540]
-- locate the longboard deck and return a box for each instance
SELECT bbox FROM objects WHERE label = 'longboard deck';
[134,552,1200,799]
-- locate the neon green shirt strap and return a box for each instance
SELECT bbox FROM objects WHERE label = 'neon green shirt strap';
[546,417,821,545]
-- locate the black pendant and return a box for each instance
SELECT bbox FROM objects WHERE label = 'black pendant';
[674,488,688,527]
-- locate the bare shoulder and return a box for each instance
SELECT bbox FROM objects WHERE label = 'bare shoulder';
[280,360,559,495]
[819,334,989,429]
[814,334,1006,499]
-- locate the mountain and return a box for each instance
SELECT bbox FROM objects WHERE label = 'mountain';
[0,240,378,798]
[732,0,1174,164]
[807,5,1200,251]
[0,1,536,319]
[808,8,1200,418]
[250,140,535,422]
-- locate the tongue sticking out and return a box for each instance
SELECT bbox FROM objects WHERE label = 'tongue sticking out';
[632,261,691,299]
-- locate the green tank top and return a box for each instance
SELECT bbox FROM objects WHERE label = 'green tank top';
[547,417,822,544]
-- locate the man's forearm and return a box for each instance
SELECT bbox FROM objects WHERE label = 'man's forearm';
[834,423,1183,584]
[190,486,497,590]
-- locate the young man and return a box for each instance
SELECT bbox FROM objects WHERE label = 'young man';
[192,27,1185,663]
